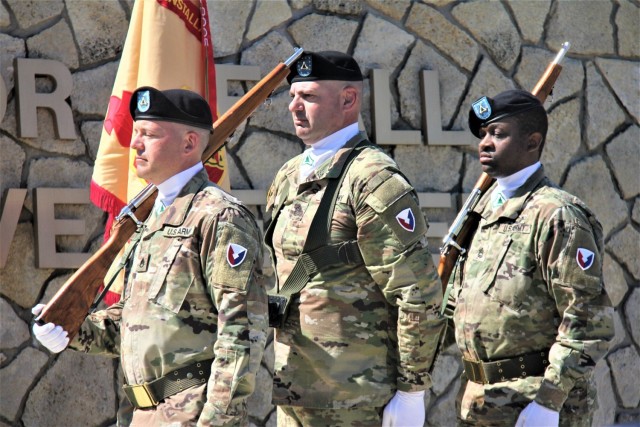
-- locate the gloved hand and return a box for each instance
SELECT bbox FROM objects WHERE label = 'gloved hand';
[31,304,69,353]
[382,390,425,427]
[515,401,559,427]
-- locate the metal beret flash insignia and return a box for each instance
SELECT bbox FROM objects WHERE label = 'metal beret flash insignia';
[137,90,150,113]
[297,55,312,77]
[472,96,491,120]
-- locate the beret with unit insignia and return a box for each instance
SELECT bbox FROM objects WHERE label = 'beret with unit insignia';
[129,86,213,131]
[468,89,545,138]
[287,51,363,84]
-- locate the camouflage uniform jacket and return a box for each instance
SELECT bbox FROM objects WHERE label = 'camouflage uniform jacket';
[451,166,613,411]
[265,133,443,409]
[70,169,268,426]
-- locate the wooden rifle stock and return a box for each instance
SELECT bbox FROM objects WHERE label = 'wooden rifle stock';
[37,48,305,338]
[437,42,570,292]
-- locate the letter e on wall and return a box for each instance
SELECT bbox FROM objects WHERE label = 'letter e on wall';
[33,188,90,268]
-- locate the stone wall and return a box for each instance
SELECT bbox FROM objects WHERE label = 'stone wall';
[1,1,638,426]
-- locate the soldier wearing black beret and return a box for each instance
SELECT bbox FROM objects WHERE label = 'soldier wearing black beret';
[445,89,613,426]
[265,51,444,426]
[33,86,269,426]
[129,86,214,131]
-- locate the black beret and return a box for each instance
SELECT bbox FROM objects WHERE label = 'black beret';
[287,51,363,84]
[468,89,545,138]
[129,86,213,131]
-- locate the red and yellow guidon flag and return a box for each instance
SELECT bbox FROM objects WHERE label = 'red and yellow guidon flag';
[90,0,228,304]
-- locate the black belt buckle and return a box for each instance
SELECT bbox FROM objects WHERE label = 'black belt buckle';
[268,294,288,328]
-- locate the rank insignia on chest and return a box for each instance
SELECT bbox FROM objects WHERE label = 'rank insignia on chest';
[136,253,149,272]
[475,248,484,260]
[395,207,416,232]
[227,243,248,267]
[576,247,595,270]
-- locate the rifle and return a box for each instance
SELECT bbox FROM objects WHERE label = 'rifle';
[438,42,570,292]
[36,48,305,338]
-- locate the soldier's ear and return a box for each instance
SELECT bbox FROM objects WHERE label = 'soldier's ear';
[183,130,199,154]
[342,86,357,109]
[526,132,543,154]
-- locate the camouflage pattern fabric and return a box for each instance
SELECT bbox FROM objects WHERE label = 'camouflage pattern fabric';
[277,404,383,427]
[265,133,444,409]
[449,166,613,425]
[69,169,268,427]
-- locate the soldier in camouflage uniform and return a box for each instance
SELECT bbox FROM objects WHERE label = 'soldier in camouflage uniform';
[446,90,613,426]
[33,87,268,426]
[264,51,444,427]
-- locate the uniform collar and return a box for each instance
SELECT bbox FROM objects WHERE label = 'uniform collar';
[495,162,541,199]
[479,166,547,225]
[286,132,368,190]
[156,162,204,206]
[147,168,210,232]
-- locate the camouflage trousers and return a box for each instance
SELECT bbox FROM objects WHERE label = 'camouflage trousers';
[277,405,384,427]
[456,374,595,427]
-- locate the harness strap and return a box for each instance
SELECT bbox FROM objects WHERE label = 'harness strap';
[266,136,372,327]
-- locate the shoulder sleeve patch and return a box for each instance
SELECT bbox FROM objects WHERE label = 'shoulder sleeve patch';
[212,222,259,292]
[364,173,427,246]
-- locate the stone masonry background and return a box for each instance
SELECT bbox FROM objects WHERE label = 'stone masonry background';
[0,0,638,426]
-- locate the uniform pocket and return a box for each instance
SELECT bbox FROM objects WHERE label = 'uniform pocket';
[484,236,536,311]
[147,238,195,313]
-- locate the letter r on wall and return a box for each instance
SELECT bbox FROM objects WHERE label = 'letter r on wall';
[15,58,77,139]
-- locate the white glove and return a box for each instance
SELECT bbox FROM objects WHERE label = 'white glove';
[515,401,559,427]
[382,390,425,427]
[32,304,69,353]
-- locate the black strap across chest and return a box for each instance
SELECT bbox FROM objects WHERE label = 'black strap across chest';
[266,137,372,301]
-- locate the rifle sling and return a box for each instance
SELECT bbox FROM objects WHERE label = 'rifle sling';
[90,230,143,311]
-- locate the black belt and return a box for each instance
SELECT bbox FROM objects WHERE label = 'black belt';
[123,359,212,409]
[463,351,549,384]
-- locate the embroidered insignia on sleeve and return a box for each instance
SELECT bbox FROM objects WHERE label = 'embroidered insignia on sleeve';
[472,96,491,120]
[137,90,150,112]
[576,248,595,270]
[396,208,416,232]
[227,243,248,268]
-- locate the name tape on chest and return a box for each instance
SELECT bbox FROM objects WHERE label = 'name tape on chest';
[498,223,532,234]
[163,226,195,238]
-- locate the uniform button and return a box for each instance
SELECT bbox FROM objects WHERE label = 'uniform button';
[186,373,193,379]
